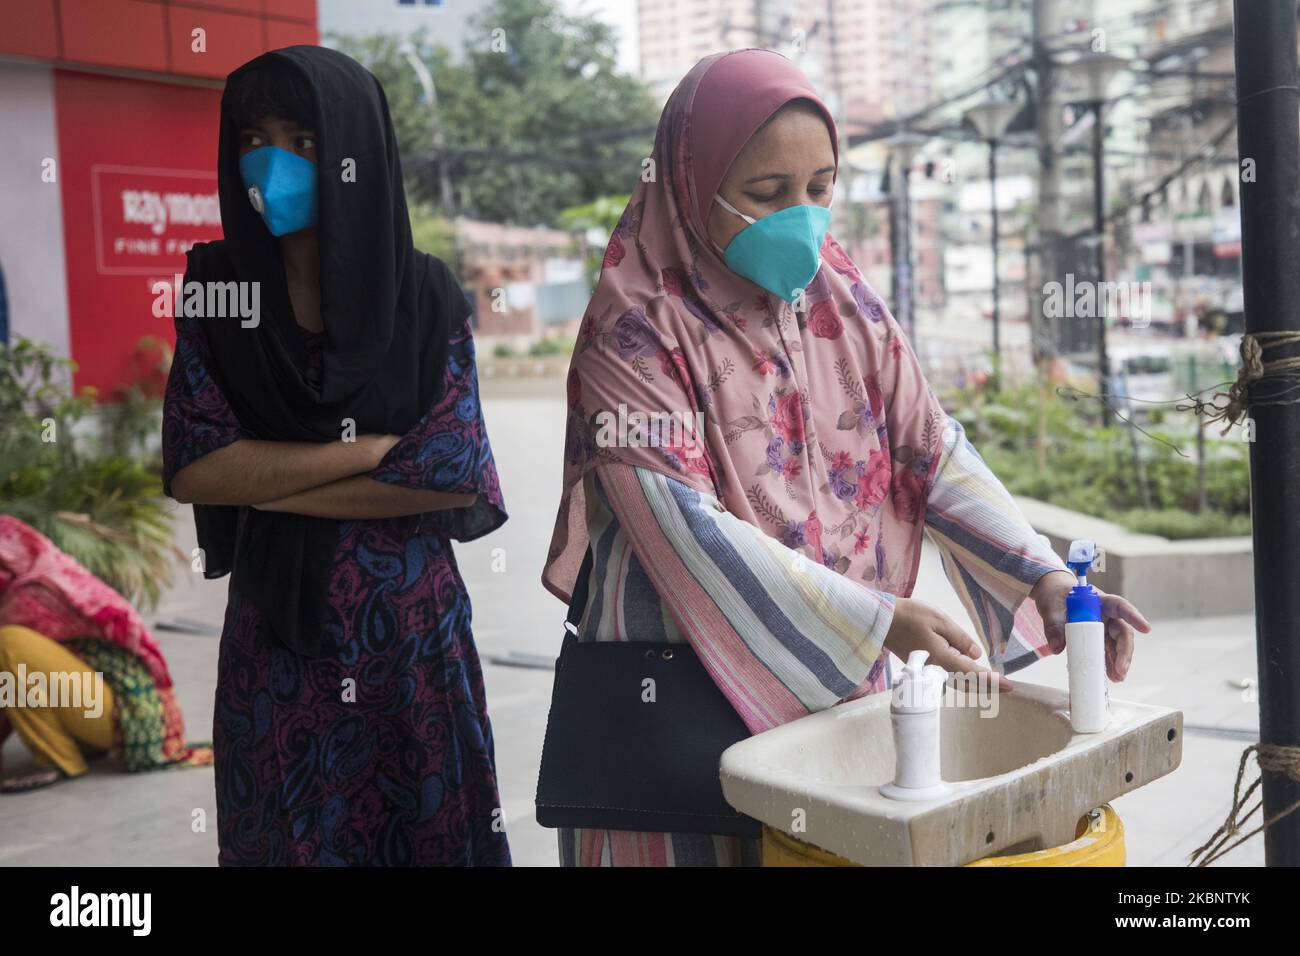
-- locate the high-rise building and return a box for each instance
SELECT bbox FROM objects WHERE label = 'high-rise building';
[930,0,1024,103]
[637,0,932,128]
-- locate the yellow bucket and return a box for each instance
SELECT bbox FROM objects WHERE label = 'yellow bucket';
[763,804,1125,867]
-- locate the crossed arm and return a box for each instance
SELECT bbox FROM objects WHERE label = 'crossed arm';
[168,434,476,519]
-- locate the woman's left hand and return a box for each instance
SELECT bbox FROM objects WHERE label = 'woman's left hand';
[1029,570,1152,682]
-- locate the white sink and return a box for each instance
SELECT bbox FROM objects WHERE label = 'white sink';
[719,681,1183,866]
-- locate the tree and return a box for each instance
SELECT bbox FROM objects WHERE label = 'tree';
[558,194,629,289]
[407,201,459,268]
[330,0,659,227]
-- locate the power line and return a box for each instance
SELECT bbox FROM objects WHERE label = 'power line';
[1056,114,1238,244]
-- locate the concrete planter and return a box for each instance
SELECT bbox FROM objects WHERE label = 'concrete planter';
[1015,497,1254,618]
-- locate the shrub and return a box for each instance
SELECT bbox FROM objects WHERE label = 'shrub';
[0,338,177,609]
[528,336,574,357]
[953,381,1251,539]
[1117,508,1252,540]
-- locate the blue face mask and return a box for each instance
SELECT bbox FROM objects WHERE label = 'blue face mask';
[238,146,318,237]
[715,193,832,304]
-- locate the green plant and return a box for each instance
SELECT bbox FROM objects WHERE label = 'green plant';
[558,194,630,288]
[528,335,573,357]
[407,201,459,270]
[100,383,160,465]
[1116,508,1253,540]
[0,338,89,469]
[955,380,1252,539]
[0,338,177,609]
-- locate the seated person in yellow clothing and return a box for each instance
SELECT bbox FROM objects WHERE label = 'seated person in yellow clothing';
[0,515,211,793]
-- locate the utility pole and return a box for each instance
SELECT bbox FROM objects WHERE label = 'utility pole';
[1233,0,1300,865]
[401,43,454,216]
[966,97,1020,375]
[1092,104,1112,425]
[990,141,1002,362]
[1031,0,1065,364]
[900,160,915,339]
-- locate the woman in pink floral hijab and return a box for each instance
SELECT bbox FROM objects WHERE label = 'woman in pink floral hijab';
[541,49,1148,867]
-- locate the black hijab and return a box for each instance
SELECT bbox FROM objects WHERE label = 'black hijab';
[185,46,455,657]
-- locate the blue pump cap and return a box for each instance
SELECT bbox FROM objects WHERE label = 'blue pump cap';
[1066,584,1102,623]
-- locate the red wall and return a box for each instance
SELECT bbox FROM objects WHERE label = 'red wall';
[55,70,226,393]
[0,0,317,79]
[3,0,320,393]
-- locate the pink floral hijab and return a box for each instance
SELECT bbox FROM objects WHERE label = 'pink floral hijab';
[542,48,948,604]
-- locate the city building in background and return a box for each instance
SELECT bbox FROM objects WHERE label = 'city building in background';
[1129,0,1242,336]
[637,0,932,129]
[0,0,1272,395]
[454,218,587,343]
[931,0,1025,102]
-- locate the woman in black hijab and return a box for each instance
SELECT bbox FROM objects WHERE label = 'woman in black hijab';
[161,46,511,866]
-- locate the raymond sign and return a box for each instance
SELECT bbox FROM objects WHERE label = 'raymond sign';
[55,69,223,395]
[91,165,223,274]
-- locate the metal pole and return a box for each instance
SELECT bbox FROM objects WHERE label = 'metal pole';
[1233,0,1300,866]
[434,110,454,216]
[988,139,1002,368]
[402,45,454,216]
[1032,0,1064,363]
[1093,101,1112,426]
[889,163,901,329]
[900,162,914,339]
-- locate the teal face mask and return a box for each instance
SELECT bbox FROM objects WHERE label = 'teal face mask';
[715,193,832,304]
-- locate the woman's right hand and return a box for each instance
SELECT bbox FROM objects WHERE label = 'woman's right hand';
[883,597,1011,692]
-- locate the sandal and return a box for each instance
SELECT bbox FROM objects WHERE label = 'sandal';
[0,765,68,794]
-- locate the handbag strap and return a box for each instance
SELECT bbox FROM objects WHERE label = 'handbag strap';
[565,547,594,631]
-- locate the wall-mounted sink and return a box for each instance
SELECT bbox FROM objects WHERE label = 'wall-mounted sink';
[719,681,1183,866]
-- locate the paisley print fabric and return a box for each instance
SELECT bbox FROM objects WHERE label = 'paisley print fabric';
[163,310,510,866]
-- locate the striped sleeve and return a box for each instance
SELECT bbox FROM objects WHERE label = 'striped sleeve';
[592,463,896,735]
[923,415,1069,674]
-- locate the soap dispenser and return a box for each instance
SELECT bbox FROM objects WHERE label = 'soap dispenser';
[880,649,952,801]
[1065,539,1110,733]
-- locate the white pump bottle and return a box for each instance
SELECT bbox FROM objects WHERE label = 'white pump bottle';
[880,649,952,801]
[1065,539,1109,733]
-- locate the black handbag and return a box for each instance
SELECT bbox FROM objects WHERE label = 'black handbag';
[535,549,762,838]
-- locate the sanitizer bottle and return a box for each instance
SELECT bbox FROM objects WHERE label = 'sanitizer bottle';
[880,650,952,801]
[1065,539,1109,733]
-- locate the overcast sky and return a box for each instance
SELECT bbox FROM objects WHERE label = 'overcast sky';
[559,0,639,75]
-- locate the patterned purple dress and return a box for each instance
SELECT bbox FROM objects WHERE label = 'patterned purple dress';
[162,313,511,866]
